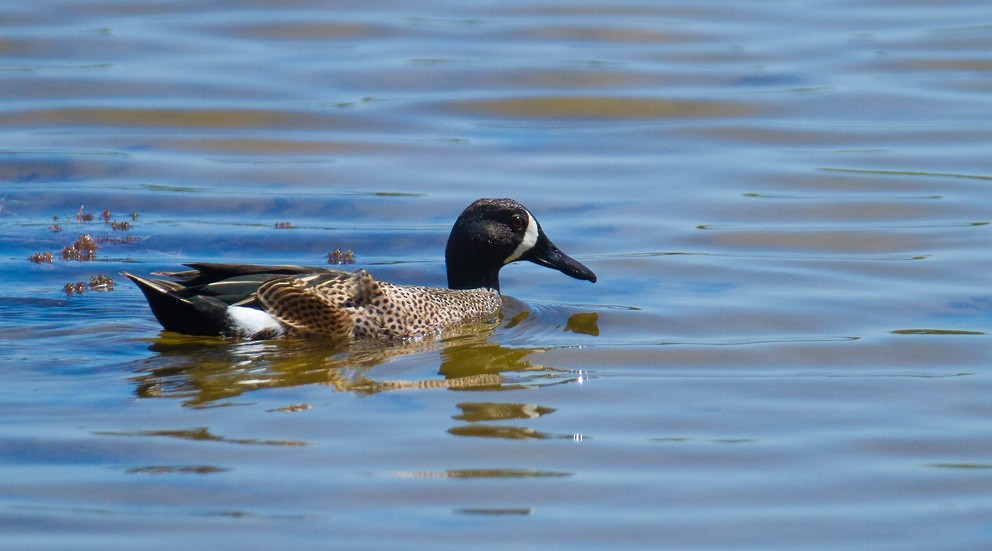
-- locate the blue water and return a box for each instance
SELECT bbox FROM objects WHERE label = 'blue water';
[2,1,991,548]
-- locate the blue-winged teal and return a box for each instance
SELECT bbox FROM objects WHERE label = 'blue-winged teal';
[124,198,596,340]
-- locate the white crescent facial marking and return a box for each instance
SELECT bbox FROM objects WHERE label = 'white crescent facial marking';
[503,211,539,264]
[227,306,284,337]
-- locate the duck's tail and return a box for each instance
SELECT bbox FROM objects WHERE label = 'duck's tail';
[122,272,231,336]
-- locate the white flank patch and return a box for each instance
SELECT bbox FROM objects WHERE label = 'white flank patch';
[226,306,284,337]
[503,211,538,264]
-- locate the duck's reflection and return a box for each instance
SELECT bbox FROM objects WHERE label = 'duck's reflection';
[445,401,572,440]
[131,309,599,409]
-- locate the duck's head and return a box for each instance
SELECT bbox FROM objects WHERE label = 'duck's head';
[445,198,597,292]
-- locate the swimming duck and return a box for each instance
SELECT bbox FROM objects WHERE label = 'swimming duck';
[124,198,596,340]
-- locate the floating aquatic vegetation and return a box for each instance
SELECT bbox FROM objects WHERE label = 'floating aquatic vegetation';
[99,209,138,230]
[327,248,355,264]
[63,274,115,296]
[64,282,86,295]
[30,208,141,265]
[97,235,137,244]
[76,205,94,222]
[61,234,98,261]
[90,274,114,290]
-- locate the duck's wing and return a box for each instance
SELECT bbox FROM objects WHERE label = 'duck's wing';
[255,270,384,340]
[162,263,331,286]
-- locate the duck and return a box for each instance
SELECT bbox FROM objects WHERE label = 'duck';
[123,198,596,341]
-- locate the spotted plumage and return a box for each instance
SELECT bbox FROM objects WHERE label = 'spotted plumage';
[124,198,596,342]
[255,269,500,340]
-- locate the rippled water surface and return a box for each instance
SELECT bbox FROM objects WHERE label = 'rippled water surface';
[2,1,991,548]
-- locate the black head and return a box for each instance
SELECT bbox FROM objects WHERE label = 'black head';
[444,198,597,291]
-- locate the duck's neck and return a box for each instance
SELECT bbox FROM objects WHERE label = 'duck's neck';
[445,235,502,291]
[446,255,501,292]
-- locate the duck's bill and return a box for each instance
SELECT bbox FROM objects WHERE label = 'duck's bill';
[525,235,597,283]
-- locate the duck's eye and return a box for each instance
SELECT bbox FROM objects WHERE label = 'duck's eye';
[510,214,526,231]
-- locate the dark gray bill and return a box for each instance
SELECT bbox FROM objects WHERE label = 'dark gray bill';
[524,234,597,283]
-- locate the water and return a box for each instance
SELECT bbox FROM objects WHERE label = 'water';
[2,1,991,548]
